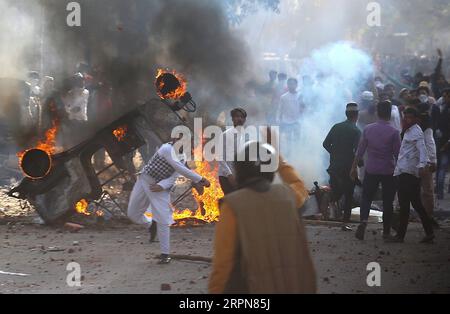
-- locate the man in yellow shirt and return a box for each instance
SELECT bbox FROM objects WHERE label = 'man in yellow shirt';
[209,142,316,294]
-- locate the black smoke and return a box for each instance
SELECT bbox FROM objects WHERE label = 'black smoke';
[42,0,250,115]
[1,0,252,148]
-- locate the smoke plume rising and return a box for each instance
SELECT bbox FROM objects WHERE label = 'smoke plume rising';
[0,0,253,148]
[292,42,373,184]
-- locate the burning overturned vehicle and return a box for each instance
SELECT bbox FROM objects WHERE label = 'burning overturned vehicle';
[7,69,207,225]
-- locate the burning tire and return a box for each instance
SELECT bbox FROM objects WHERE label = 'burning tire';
[20,148,52,179]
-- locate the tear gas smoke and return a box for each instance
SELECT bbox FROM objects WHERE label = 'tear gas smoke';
[291,42,373,184]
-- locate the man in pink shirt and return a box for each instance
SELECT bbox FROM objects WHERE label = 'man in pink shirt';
[351,101,401,241]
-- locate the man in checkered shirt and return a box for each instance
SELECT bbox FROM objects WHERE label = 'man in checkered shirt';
[127,136,210,264]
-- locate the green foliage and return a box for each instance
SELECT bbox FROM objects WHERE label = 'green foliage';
[225,0,280,25]
[381,0,450,32]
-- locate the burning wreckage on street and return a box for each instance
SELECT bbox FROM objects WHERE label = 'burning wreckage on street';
[7,70,220,225]
[6,68,357,227]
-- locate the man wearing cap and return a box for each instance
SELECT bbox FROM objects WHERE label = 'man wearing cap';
[218,108,248,195]
[323,103,362,231]
[128,135,211,264]
[358,91,377,131]
[209,142,316,293]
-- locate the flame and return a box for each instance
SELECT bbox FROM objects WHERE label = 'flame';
[173,141,224,224]
[75,199,90,216]
[75,199,105,217]
[155,68,188,100]
[113,125,128,142]
[145,212,153,219]
[17,102,60,164]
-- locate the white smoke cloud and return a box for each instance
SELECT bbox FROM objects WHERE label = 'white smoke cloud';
[289,42,373,185]
[0,1,38,79]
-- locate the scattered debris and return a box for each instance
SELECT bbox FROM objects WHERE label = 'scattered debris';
[154,254,212,263]
[46,247,65,252]
[64,223,84,232]
[0,270,30,277]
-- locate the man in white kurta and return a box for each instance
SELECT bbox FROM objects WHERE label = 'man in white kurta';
[60,73,90,148]
[218,108,248,195]
[127,140,209,264]
[276,78,302,156]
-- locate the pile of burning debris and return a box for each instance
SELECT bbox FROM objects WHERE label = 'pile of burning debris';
[5,69,224,227]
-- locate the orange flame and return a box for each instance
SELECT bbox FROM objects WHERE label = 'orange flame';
[75,199,90,216]
[155,69,188,100]
[17,102,60,164]
[75,199,105,217]
[173,140,224,224]
[113,125,128,142]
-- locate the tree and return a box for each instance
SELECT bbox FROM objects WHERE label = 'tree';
[225,0,280,25]
[377,0,450,52]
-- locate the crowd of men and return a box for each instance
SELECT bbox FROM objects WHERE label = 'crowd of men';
[206,48,450,294]
[254,49,450,244]
[12,67,104,174]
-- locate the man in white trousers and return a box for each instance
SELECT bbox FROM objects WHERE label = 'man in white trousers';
[128,137,210,264]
